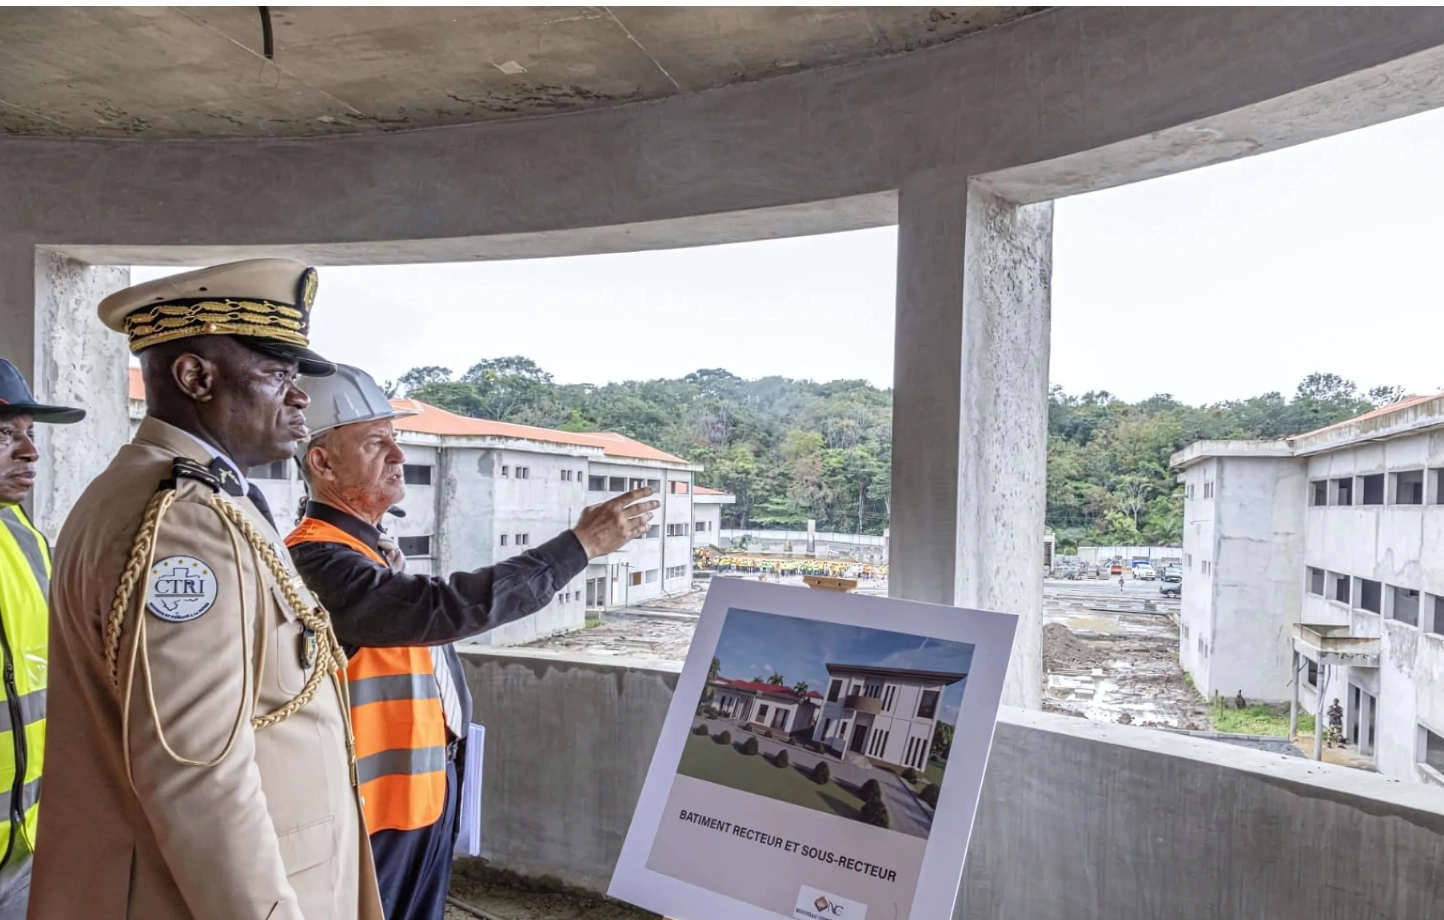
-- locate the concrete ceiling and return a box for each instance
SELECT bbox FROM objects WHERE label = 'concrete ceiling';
[0,6,1042,139]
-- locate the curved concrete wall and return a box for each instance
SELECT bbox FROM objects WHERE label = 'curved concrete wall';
[2,8,1444,261]
[459,648,1444,920]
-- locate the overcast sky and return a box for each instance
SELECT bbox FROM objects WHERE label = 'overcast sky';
[135,104,1444,406]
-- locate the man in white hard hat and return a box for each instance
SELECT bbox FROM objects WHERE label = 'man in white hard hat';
[285,364,658,920]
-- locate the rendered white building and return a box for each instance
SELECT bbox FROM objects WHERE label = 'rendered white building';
[812,663,964,771]
[1173,395,1444,785]
[708,678,820,736]
[129,370,726,645]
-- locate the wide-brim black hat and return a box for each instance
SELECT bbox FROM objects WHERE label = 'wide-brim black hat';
[0,359,85,425]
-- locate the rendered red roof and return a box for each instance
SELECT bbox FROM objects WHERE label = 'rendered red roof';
[694,486,727,495]
[713,677,821,702]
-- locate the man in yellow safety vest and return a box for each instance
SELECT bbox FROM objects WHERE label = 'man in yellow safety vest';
[0,358,85,920]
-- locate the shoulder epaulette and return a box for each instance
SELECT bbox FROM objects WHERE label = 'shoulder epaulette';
[162,457,221,492]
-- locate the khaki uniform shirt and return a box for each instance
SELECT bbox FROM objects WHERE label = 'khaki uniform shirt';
[29,418,382,920]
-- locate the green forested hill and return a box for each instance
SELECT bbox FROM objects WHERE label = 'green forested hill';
[393,360,1402,549]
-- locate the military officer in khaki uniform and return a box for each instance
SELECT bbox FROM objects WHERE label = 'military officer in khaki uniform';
[29,260,383,920]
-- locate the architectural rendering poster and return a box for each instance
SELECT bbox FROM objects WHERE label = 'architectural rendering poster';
[609,577,1017,920]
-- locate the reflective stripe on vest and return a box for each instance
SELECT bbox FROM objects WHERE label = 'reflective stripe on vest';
[285,516,447,833]
[0,505,50,856]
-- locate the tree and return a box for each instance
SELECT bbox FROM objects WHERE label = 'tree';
[766,674,785,686]
[397,365,453,394]
[792,680,810,697]
[932,721,954,760]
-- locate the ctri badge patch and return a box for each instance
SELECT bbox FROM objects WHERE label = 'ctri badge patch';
[146,556,219,622]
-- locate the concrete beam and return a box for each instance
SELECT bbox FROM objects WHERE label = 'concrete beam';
[3,9,1444,259]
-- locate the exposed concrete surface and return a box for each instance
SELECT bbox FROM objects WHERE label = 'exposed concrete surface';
[0,7,1040,138]
[6,9,1444,261]
[891,178,1050,709]
[460,649,1444,918]
[28,252,128,539]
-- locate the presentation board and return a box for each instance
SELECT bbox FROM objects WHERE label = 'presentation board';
[610,577,1017,920]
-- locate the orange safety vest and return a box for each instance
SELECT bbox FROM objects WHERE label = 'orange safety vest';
[285,517,448,834]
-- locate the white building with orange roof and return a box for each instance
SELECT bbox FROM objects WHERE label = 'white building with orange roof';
[129,369,710,644]
[691,486,734,549]
[1172,394,1444,785]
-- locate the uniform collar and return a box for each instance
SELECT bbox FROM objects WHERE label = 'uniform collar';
[177,430,250,494]
[135,416,251,494]
[304,500,382,553]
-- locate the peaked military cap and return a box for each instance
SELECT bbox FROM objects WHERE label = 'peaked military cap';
[98,259,335,377]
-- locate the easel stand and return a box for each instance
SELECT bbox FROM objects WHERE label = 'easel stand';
[665,575,857,920]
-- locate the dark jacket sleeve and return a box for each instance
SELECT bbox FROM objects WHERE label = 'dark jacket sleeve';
[289,530,589,647]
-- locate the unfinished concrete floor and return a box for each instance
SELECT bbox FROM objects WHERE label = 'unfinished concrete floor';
[447,868,655,920]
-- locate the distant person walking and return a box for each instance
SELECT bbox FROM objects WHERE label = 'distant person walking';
[1326,698,1345,748]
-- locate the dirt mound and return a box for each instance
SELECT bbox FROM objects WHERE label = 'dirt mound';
[1042,622,1106,670]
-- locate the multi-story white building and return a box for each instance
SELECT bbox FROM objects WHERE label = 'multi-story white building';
[128,370,725,645]
[1173,395,1444,785]
[812,663,964,771]
[691,486,733,548]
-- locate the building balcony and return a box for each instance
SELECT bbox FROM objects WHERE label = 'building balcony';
[844,693,884,714]
[1292,623,1381,668]
[460,647,1444,919]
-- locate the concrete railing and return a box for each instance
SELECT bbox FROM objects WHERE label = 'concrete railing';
[458,648,1444,919]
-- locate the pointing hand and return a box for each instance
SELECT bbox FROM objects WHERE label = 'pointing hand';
[572,488,661,559]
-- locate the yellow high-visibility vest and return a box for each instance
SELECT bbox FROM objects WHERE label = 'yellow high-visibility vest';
[0,504,48,863]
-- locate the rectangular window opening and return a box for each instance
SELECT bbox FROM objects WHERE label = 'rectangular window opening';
[1393,469,1425,505]
[402,464,432,486]
[397,535,431,557]
[1308,567,1325,596]
[588,475,606,491]
[1359,578,1382,614]
[1361,474,1385,506]
[1334,477,1353,506]
[1333,573,1351,605]
[1390,585,1421,627]
[916,689,939,720]
[644,569,658,584]
[609,476,626,492]
[1311,480,1328,507]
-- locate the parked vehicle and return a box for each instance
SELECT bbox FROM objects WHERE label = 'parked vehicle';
[1162,565,1183,583]
[1161,580,1182,597]
[1109,563,1123,576]
[1134,564,1157,581]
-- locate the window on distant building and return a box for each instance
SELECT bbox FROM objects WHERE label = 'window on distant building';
[1308,567,1325,596]
[500,534,508,546]
[1306,657,1318,687]
[577,470,584,482]
[609,476,626,492]
[1392,470,1425,505]
[403,464,432,486]
[647,478,661,492]
[644,569,658,584]
[666,523,690,537]
[629,478,645,491]
[248,460,289,480]
[515,466,529,480]
[827,680,842,703]
[646,524,660,539]
[772,708,787,729]
[1435,470,1444,505]
[1311,480,1328,507]
[1432,597,1444,637]
[916,689,939,720]
[516,533,529,546]
[756,704,770,722]
[1423,726,1444,772]
[501,465,509,478]
[1333,573,1350,605]
[1361,474,1385,505]
[630,572,642,587]
[1333,477,1353,506]
[589,475,606,491]
[1187,484,1194,500]
[1389,585,1420,627]
[561,470,571,482]
[398,536,431,557]
[1358,578,1382,613]
[1203,482,1213,499]
[670,481,690,494]
[666,565,687,579]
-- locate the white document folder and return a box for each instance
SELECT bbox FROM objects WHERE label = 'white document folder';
[454,723,484,857]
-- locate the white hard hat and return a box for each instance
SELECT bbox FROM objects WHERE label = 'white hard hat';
[299,363,419,440]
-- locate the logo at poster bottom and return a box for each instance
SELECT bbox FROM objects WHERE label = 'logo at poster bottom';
[794,885,866,920]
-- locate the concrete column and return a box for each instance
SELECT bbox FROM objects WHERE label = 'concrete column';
[29,250,130,539]
[890,174,1052,709]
